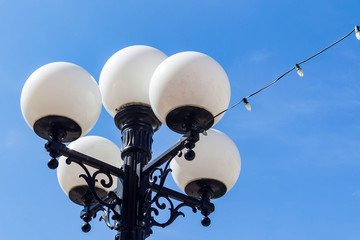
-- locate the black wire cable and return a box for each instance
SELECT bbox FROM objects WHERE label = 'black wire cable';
[298,28,355,65]
[198,27,357,132]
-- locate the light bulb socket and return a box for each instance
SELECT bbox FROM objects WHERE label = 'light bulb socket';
[355,26,360,40]
[243,98,251,111]
[295,64,304,77]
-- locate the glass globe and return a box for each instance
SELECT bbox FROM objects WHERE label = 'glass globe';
[149,51,231,133]
[171,129,241,199]
[20,62,102,142]
[99,45,167,117]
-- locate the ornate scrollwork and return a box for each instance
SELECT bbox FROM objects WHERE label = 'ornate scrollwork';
[65,157,121,220]
[141,159,173,219]
[44,130,212,236]
[139,159,198,229]
[149,195,197,228]
[80,205,120,232]
[95,207,117,230]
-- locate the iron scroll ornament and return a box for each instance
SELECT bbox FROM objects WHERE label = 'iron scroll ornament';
[44,130,215,235]
[141,158,198,230]
[149,194,198,228]
[64,157,122,232]
[65,157,121,211]
[81,205,118,232]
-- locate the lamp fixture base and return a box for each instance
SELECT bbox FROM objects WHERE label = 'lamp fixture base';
[114,105,161,132]
[69,185,107,206]
[184,179,227,199]
[33,115,82,142]
[166,106,214,134]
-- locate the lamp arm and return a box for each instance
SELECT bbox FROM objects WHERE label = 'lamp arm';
[146,183,214,228]
[45,140,124,178]
[150,184,214,213]
[142,130,199,175]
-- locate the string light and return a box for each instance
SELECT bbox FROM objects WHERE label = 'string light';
[243,98,251,111]
[355,26,360,40]
[295,64,304,77]
[200,26,358,130]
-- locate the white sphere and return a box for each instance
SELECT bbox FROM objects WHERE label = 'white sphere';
[57,136,122,205]
[20,62,102,141]
[171,129,240,199]
[149,51,230,133]
[99,45,167,117]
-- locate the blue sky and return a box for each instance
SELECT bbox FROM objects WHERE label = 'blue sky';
[1,1,360,240]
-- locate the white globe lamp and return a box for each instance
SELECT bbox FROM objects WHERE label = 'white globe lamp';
[20,62,102,142]
[149,52,230,133]
[99,45,167,117]
[171,129,241,199]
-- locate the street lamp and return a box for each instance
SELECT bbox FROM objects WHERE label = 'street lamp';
[20,45,241,240]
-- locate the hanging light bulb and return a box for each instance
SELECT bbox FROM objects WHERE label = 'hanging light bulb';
[295,64,304,77]
[243,98,251,111]
[355,26,360,40]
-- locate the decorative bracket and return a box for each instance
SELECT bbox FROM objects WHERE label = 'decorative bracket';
[44,130,214,235]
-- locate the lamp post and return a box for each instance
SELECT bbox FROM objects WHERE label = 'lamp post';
[20,45,241,240]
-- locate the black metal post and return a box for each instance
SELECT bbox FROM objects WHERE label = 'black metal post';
[114,105,161,240]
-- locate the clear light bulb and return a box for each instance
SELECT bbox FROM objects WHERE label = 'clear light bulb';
[243,98,251,111]
[295,64,304,77]
[355,26,360,40]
